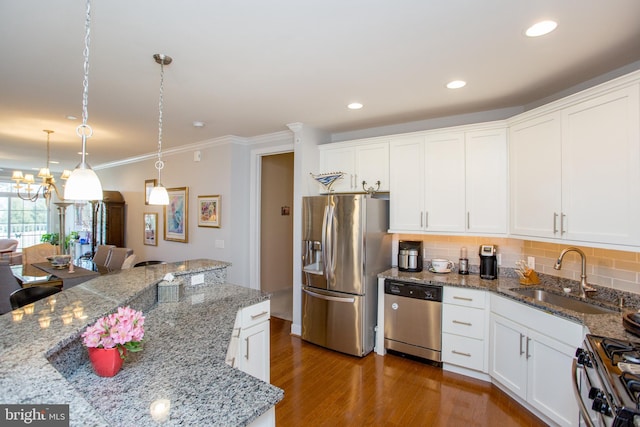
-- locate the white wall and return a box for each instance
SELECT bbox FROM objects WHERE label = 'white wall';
[95,133,292,287]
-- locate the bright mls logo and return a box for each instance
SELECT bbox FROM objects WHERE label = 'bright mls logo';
[1,405,69,426]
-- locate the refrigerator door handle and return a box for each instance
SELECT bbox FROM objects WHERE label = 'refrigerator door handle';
[321,205,330,281]
[303,287,356,303]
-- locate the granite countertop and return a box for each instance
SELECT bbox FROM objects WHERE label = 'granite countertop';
[0,259,283,426]
[379,267,640,342]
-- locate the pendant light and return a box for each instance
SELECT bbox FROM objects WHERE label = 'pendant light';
[148,54,172,206]
[64,0,103,201]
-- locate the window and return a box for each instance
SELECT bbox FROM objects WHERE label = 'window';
[0,182,50,250]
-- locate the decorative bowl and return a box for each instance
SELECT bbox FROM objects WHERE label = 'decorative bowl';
[47,254,72,268]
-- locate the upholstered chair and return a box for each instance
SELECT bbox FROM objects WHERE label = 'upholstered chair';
[22,243,58,265]
[105,248,134,270]
[92,245,115,267]
[0,260,22,315]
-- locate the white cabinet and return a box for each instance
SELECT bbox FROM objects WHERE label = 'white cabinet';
[389,125,507,235]
[319,140,389,193]
[227,300,271,382]
[509,83,640,247]
[465,128,508,234]
[489,294,583,426]
[442,287,488,377]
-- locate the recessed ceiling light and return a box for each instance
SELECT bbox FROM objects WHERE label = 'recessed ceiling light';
[66,115,77,120]
[347,102,363,110]
[193,121,205,128]
[525,20,558,37]
[446,80,466,89]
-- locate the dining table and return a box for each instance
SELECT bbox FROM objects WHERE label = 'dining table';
[30,262,100,289]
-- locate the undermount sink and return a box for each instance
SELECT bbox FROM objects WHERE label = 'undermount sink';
[510,288,617,315]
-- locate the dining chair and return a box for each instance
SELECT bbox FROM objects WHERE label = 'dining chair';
[9,285,61,310]
[105,248,134,270]
[134,260,166,267]
[120,254,137,270]
[0,260,22,315]
[22,243,58,265]
[92,245,115,267]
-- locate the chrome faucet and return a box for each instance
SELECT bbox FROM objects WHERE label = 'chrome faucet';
[553,247,596,298]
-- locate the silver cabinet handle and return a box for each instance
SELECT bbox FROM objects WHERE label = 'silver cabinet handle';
[250,311,269,320]
[452,350,472,357]
[425,211,429,229]
[467,212,470,229]
[452,320,472,326]
[519,333,525,356]
[453,296,472,301]
[561,213,566,235]
[420,212,423,228]
[553,212,558,234]
[245,337,249,360]
[526,337,531,359]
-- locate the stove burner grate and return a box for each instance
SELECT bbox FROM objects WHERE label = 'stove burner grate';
[620,372,640,408]
[602,338,640,366]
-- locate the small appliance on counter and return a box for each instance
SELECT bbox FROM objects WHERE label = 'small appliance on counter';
[479,244,497,280]
[398,240,422,272]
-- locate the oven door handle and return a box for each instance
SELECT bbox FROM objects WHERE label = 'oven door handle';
[572,358,596,427]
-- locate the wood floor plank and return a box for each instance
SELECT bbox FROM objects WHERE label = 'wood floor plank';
[270,317,547,427]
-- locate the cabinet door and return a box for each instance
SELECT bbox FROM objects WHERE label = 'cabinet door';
[319,146,356,192]
[489,313,527,400]
[424,133,466,232]
[527,329,579,426]
[561,85,640,245]
[356,142,389,192]
[509,113,562,238]
[389,136,425,231]
[465,129,508,234]
[238,320,270,382]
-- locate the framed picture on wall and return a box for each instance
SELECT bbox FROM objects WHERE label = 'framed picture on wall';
[197,195,221,228]
[143,212,158,246]
[164,187,189,243]
[144,179,156,205]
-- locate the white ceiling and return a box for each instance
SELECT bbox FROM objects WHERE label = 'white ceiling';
[1,0,639,174]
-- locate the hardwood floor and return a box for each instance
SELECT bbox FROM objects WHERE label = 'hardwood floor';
[270,317,547,427]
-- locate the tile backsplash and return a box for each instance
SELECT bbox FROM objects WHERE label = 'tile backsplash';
[393,234,640,295]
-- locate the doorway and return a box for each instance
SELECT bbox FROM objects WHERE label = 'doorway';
[260,152,294,321]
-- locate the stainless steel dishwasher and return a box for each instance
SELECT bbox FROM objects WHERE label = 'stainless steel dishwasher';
[384,279,442,364]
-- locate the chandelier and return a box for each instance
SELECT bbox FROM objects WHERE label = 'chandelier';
[11,130,71,206]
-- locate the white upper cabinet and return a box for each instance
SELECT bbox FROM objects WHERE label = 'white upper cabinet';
[318,140,389,193]
[465,128,508,234]
[509,113,562,238]
[510,80,640,247]
[560,86,640,246]
[389,124,508,235]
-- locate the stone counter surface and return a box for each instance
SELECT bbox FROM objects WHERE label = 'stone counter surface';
[0,259,283,426]
[379,267,640,342]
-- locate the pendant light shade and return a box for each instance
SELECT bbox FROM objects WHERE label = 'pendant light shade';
[64,161,103,201]
[64,0,103,201]
[149,53,172,206]
[148,184,169,205]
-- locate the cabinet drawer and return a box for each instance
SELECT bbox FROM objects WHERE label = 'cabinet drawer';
[443,287,486,308]
[240,300,270,329]
[442,333,485,372]
[442,305,485,339]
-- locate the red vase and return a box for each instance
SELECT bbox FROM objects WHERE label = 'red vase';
[88,347,125,377]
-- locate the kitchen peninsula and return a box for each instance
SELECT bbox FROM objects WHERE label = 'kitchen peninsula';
[0,259,283,426]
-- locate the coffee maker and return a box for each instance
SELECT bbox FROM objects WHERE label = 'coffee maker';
[398,240,423,272]
[479,244,498,280]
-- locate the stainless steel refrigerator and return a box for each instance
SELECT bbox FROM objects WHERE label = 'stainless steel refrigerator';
[301,194,390,357]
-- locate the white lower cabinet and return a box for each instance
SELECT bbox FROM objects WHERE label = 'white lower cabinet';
[226,300,271,381]
[489,294,583,427]
[442,287,488,378]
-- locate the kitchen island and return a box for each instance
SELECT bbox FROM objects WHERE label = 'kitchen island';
[0,259,283,426]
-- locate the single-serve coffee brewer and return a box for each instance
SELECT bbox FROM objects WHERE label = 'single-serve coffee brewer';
[398,240,423,272]
[479,244,498,280]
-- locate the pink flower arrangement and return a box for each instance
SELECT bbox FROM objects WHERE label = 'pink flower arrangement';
[82,306,145,359]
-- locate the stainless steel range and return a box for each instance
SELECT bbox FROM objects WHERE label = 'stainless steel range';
[574,334,640,427]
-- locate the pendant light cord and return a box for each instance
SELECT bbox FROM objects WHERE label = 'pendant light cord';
[155,58,166,182]
[77,0,93,165]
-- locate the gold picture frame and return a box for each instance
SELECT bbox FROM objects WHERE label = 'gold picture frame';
[144,179,156,205]
[143,212,158,246]
[164,187,189,243]
[198,195,221,228]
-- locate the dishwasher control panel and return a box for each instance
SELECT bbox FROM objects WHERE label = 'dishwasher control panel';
[384,279,442,302]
